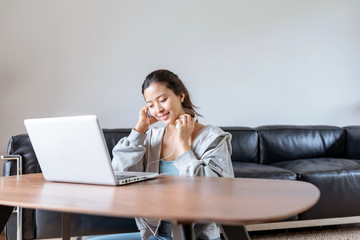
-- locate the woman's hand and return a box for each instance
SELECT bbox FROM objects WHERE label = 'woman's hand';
[134,107,158,133]
[175,114,195,152]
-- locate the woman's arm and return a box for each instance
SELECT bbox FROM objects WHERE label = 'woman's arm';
[111,129,148,172]
[112,106,159,172]
[174,131,234,177]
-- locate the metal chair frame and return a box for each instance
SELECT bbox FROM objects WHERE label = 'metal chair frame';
[1,155,23,240]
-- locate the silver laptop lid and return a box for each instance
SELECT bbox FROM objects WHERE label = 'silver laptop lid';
[24,115,119,185]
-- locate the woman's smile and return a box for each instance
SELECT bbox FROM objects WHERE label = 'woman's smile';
[159,112,170,120]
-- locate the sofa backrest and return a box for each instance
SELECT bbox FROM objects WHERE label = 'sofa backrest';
[221,127,258,163]
[4,125,360,176]
[344,126,360,159]
[257,125,346,165]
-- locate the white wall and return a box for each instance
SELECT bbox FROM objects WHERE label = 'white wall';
[1,0,360,160]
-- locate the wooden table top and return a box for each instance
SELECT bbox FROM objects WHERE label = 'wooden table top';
[0,173,320,226]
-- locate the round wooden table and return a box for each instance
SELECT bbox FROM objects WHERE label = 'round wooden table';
[0,173,320,240]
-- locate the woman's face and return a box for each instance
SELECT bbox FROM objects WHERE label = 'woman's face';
[143,82,185,125]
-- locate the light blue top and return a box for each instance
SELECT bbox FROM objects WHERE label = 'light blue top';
[158,159,179,239]
[159,159,179,176]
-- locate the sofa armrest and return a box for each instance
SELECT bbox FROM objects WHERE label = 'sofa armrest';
[4,134,41,176]
[1,155,22,176]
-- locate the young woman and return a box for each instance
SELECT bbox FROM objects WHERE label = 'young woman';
[99,69,234,240]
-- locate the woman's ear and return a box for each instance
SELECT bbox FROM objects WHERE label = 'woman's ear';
[179,93,185,103]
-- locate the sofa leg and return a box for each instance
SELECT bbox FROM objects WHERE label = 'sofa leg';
[220,225,250,240]
[62,212,71,240]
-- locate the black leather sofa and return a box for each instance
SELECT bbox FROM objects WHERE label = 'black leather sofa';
[2,125,360,239]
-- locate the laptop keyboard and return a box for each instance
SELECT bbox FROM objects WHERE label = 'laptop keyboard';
[116,175,137,180]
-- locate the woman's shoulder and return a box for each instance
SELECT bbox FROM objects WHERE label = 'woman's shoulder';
[196,124,231,141]
[202,124,229,133]
[192,125,232,156]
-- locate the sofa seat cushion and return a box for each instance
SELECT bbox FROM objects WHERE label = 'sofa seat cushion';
[232,162,297,180]
[271,158,360,220]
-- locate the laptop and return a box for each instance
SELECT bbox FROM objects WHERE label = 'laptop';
[24,115,159,185]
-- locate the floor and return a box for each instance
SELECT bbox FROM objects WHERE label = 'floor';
[2,224,360,240]
[249,223,360,240]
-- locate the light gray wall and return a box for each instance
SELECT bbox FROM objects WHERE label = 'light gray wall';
[1,0,360,163]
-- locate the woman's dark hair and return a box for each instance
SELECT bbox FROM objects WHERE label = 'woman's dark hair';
[142,69,201,118]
